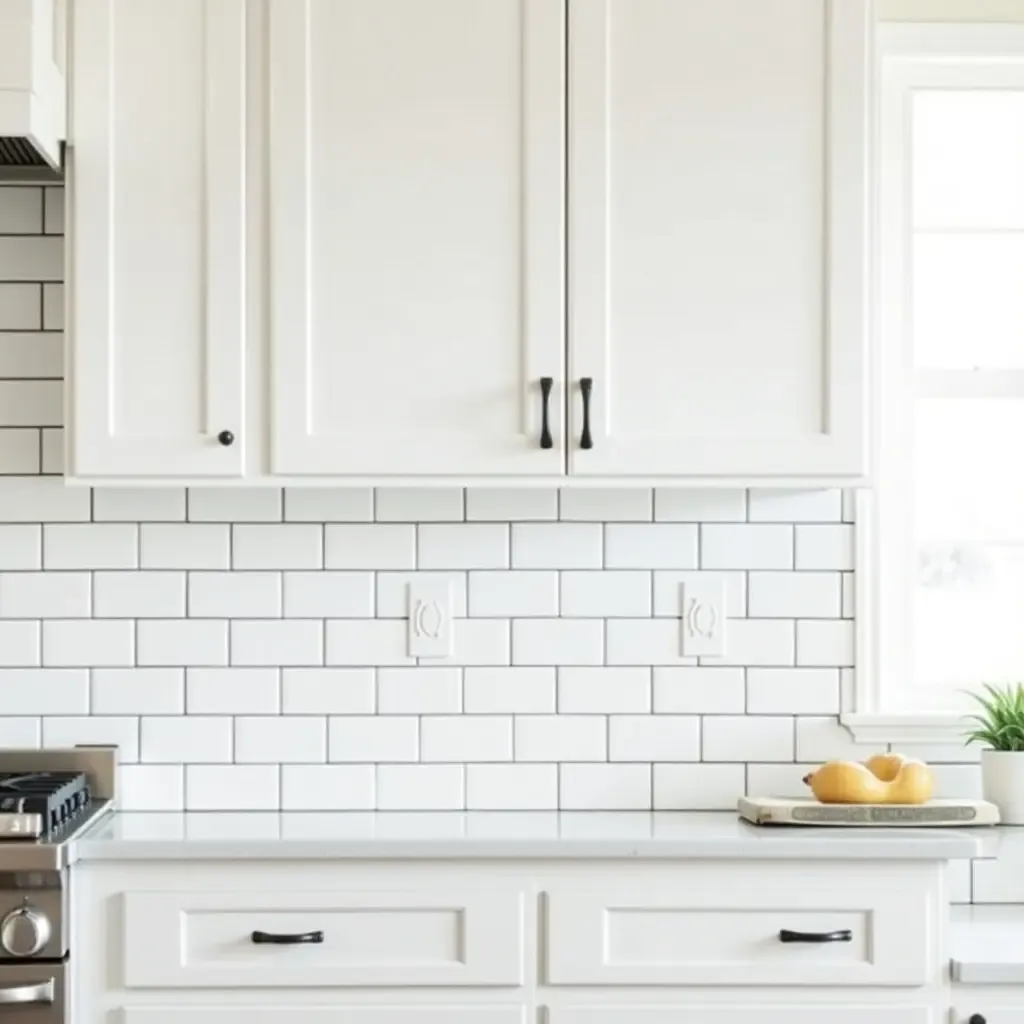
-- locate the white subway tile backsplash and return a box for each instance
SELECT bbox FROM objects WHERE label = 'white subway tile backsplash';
[283,572,373,618]
[0,669,87,715]
[653,668,746,714]
[655,489,746,522]
[189,572,281,618]
[559,667,651,714]
[137,620,228,666]
[466,488,558,521]
[463,668,556,714]
[42,284,61,330]
[795,716,872,763]
[605,525,699,569]
[93,487,186,521]
[421,716,512,762]
[609,716,700,762]
[281,765,376,810]
[796,619,854,667]
[325,525,415,569]
[746,668,840,715]
[0,619,41,666]
[560,571,650,617]
[378,668,461,714]
[606,619,694,667]
[511,524,602,569]
[326,620,414,666]
[43,524,137,570]
[469,571,558,618]
[185,765,279,811]
[40,429,62,474]
[0,335,60,379]
[0,430,41,474]
[186,668,280,714]
[746,762,815,799]
[376,571,467,618]
[702,715,795,762]
[515,715,606,761]
[0,188,42,232]
[712,619,795,667]
[0,478,88,521]
[653,571,746,618]
[232,525,322,570]
[377,764,464,811]
[94,571,185,618]
[432,619,511,666]
[748,489,842,523]
[92,668,184,715]
[42,619,132,667]
[560,489,652,522]
[701,524,793,570]
[142,716,232,763]
[329,716,418,762]
[653,763,745,810]
[513,619,603,666]
[418,524,507,569]
[119,764,184,811]
[189,488,282,522]
[235,716,326,763]
[285,488,374,522]
[0,236,62,280]
[795,525,855,570]
[747,572,841,619]
[230,620,323,667]
[376,488,463,522]
[43,716,140,761]
[0,382,60,426]
[560,763,651,810]
[0,572,89,618]
[0,718,40,747]
[141,525,230,569]
[0,525,41,568]
[281,668,375,714]
[466,763,557,810]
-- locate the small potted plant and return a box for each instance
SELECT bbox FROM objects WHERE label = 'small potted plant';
[966,683,1024,824]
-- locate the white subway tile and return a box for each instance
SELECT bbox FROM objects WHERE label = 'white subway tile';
[189,572,281,618]
[605,525,699,569]
[559,489,652,521]
[119,765,184,811]
[511,524,602,569]
[513,619,603,666]
[653,571,746,619]
[842,491,857,523]
[796,620,854,667]
[654,763,745,810]
[329,716,418,762]
[0,334,61,379]
[94,571,185,618]
[421,716,512,762]
[0,188,42,232]
[560,764,651,810]
[606,620,695,667]
[326,620,414,667]
[895,742,980,765]
[713,619,795,667]
[653,667,746,714]
[747,572,841,618]
[430,620,511,667]
[185,765,279,811]
[701,524,793,570]
[283,572,373,618]
[141,525,230,569]
[0,236,61,280]
[377,668,461,714]
[43,620,131,667]
[0,477,88,521]
[40,428,62,474]
[92,668,184,715]
[795,716,874,763]
[746,763,816,799]
[0,572,89,617]
[748,489,842,522]
[325,525,415,569]
[43,187,63,234]
[186,668,280,714]
[137,620,228,666]
[0,526,40,569]
[188,488,282,522]
[795,524,855,570]
[610,715,700,762]
[655,489,746,522]
[515,715,606,761]
[281,765,375,810]
[929,763,981,799]
[285,488,373,522]
[561,571,651,617]
[93,487,185,521]
[0,718,39,746]
[466,764,557,810]
[233,525,322,570]
[230,620,323,667]
[842,573,855,618]
[376,572,467,618]
[0,382,60,426]
[558,668,651,714]
[466,488,557,521]
[42,284,62,330]
[0,430,40,473]
[703,715,794,762]
[747,668,840,715]
[418,524,508,569]
[235,716,326,763]
[0,620,40,667]
[142,717,232,763]
[463,668,556,714]
[0,669,87,714]
[282,668,375,714]
[43,716,139,761]
[0,284,40,329]
[43,524,137,570]
[375,488,463,522]
[377,765,464,811]
[469,571,558,617]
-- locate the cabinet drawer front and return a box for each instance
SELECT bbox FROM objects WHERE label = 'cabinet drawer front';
[546,867,936,987]
[123,890,524,988]
[121,1009,526,1024]
[550,1008,938,1024]
[953,1007,1024,1024]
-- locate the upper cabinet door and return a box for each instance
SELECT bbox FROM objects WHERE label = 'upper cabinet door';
[69,0,246,478]
[268,0,565,477]
[569,0,870,480]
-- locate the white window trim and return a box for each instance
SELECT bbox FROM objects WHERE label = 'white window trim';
[843,22,1024,745]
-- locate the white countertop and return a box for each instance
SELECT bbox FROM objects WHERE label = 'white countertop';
[952,906,1024,983]
[70,811,989,862]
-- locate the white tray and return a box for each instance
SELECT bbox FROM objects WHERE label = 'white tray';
[739,795,1000,827]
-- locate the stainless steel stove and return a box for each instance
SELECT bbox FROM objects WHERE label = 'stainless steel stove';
[0,747,116,1024]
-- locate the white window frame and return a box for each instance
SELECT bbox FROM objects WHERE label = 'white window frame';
[844,22,1024,744]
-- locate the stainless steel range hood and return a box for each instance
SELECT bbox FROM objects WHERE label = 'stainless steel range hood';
[0,1,66,180]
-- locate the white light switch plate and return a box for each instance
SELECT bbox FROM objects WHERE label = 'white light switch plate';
[681,578,727,658]
[408,580,453,658]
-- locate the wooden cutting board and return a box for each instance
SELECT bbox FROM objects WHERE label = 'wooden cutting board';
[739,795,1000,827]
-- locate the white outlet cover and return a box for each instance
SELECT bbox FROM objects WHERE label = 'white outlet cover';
[408,580,453,659]
[681,578,727,658]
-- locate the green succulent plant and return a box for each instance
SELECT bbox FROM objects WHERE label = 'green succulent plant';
[965,683,1024,752]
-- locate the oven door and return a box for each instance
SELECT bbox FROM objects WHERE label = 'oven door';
[0,963,62,1024]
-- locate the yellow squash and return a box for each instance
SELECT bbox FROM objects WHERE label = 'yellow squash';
[803,753,934,805]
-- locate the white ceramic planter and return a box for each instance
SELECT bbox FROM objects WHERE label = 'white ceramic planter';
[981,749,1024,824]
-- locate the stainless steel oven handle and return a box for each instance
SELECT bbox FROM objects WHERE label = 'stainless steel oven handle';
[0,980,54,1005]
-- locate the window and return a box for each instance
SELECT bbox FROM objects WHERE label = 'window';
[848,24,1024,742]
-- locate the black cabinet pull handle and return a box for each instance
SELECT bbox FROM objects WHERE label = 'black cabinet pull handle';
[217,430,235,447]
[251,930,324,945]
[779,929,852,944]
[969,1016,987,1024]
[579,378,594,450]
[539,377,554,450]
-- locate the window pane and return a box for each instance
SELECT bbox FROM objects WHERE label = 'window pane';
[914,90,1024,229]
[914,233,1024,368]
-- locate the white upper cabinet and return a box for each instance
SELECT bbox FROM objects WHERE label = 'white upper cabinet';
[68,0,246,478]
[568,0,870,480]
[267,0,566,477]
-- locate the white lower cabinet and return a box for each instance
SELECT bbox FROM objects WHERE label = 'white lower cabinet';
[120,1010,526,1024]
[549,1008,939,1024]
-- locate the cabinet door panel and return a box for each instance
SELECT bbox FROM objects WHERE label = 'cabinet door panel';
[550,1008,937,1024]
[569,0,868,478]
[269,0,565,477]
[69,0,246,478]
[121,1010,526,1024]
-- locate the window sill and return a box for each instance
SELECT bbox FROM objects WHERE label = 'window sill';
[841,712,970,745]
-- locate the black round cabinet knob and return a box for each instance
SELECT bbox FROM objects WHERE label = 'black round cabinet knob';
[217,431,235,447]
[969,1015,987,1024]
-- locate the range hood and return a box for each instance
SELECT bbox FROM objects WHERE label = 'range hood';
[0,0,65,177]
